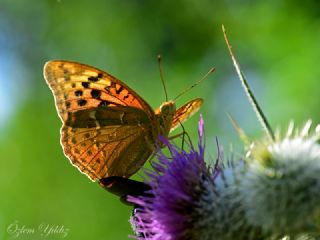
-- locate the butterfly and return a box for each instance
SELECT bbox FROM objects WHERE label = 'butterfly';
[43,60,203,181]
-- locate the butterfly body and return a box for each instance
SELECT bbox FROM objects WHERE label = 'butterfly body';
[156,101,176,139]
[44,60,202,181]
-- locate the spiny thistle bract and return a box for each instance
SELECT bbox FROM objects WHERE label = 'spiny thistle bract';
[128,118,320,240]
[240,121,320,239]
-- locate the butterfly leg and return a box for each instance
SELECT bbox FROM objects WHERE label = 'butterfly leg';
[168,132,184,141]
[168,130,192,151]
[169,120,192,150]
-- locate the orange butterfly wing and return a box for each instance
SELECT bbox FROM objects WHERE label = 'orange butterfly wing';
[44,60,157,181]
[61,122,154,181]
[170,98,203,132]
[44,60,155,121]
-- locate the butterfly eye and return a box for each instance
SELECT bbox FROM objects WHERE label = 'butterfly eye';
[160,102,175,116]
[160,105,169,115]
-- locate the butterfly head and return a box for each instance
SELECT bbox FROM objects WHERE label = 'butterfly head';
[157,101,176,137]
[159,101,176,115]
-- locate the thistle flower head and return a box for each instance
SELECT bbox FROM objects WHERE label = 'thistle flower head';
[128,118,320,240]
[128,116,221,239]
[240,121,320,238]
[128,116,262,240]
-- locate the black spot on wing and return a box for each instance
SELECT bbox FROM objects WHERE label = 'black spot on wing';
[66,102,71,109]
[82,82,90,88]
[88,76,99,82]
[106,82,116,92]
[116,85,124,94]
[88,73,103,82]
[91,89,101,99]
[104,86,110,92]
[75,90,83,97]
[58,63,65,69]
[78,99,87,106]
[98,101,112,107]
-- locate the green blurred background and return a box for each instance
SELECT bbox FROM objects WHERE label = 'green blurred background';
[1,1,320,239]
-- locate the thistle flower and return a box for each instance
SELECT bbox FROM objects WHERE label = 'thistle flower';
[128,116,214,239]
[221,26,320,239]
[128,116,263,240]
[128,117,320,240]
[239,121,320,239]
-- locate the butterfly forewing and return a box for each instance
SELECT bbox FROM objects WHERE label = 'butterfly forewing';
[44,61,155,122]
[170,98,203,132]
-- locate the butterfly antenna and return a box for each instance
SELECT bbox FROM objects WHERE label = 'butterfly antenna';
[158,54,169,101]
[173,67,215,101]
[222,25,275,142]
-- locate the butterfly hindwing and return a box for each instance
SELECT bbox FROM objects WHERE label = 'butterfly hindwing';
[61,122,154,181]
[61,106,154,180]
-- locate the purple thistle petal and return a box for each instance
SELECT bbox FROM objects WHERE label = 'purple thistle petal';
[198,114,204,140]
